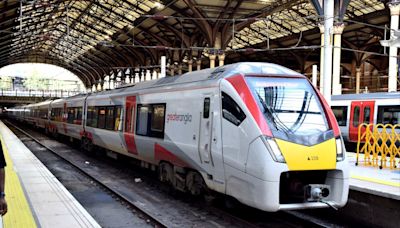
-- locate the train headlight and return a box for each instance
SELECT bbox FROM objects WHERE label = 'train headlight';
[264,137,285,163]
[336,137,346,161]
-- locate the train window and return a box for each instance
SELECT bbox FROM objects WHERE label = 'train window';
[353,106,360,127]
[203,98,210,119]
[136,104,166,138]
[151,105,165,134]
[377,105,400,125]
[98,107,106,129]
[114,106,122,131]
[67,108,73,123]
[136,106,149,135]
[221,92,246,126]
[76,107,82,125]
[105,106,115,130]
[87,106,98,128]
[363,107,370,123]
[331,106,348,126]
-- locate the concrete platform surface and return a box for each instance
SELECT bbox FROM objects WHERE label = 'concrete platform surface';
[0,121,100,228]
[347,152,400,200]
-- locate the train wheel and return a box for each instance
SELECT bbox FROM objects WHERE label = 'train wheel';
[81,137,93,152]
[186,171,204,196]
[158,162,173,184]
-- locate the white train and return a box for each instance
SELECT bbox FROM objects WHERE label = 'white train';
[331,93,400,143]
[8,62,349,211]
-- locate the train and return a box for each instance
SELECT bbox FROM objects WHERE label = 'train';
[7,62,349,212]
[331,93,400,143]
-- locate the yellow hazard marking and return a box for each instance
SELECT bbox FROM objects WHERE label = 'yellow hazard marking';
[1,136,37,228]
[350,174,400,187]
[276,138,337,170]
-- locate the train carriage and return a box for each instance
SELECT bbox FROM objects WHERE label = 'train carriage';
[7,62,349,212]
[331,93,400,143]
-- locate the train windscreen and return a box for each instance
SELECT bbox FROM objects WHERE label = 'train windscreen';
[246,76,332,145]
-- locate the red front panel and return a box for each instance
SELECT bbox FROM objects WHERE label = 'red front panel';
[226,74,272,137]
[349,101,375,142]
[124,96,138,154]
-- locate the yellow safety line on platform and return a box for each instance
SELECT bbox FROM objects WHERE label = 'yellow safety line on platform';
[1,135,37,228]
[350,174,400,187]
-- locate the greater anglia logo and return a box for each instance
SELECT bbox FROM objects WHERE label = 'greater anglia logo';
[166,113,192,124]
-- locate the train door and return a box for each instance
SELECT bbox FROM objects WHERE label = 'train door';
[124,96,138,155]
[199,96,213,165]
[199,94,225,191]
[349,101,375,142]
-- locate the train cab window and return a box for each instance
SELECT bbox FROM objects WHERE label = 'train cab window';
[353,106,360,127]
[331,106,348,126]
[221,92,246,126]
[363,107,371,123]
[203,98,210,119]
[136,104,166,138]
[377,105,400,125]
[98,107,106,129]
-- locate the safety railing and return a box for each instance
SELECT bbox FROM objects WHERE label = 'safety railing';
[356,123,400,169]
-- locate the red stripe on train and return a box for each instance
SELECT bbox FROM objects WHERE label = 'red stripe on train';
[124,96,138,155]
[226,74,273,137]
[154,143,189,167]
[314,87,341,137]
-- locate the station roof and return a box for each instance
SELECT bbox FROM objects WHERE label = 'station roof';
[0,0,391,87]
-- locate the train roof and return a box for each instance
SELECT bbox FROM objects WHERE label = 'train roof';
[91,62,303,96]
[331,92,400,101]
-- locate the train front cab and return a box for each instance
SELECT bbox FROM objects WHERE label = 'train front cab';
[220,73,349,212]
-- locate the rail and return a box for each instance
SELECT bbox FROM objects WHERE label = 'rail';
[0,89,80,98]
[356,123,400,169]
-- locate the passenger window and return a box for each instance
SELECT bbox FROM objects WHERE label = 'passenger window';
[105,107,115,130]
[136,106,149,135]
[203,98,210,119]
[114,106,122,131]
[136,104,166,138]
[331,106,348,126]
[98,107,106,129]
[67,108,74,123]
[377,105,400,125]
[353,106,360,127]
[222,92,246,126]
[151,105,165,134]
[363,107,370,123]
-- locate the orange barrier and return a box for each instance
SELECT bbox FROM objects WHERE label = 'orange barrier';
[356,123,400,169]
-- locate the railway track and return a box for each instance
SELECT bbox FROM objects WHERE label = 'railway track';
[5,120,341,228]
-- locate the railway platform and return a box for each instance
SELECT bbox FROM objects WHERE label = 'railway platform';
[0,120,100,228]
[346,152,400,200]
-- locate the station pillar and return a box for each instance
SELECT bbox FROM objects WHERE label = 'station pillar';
[178,64,183,75]
[218,53,225,67]
[170,64,175,76]
[389,2,400,92]
[196,59,201,71]
[318,24,325,93]
[356,67,361,94]
[209,54,216,68]
[332,23,345,95]
[188,59,193,72]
